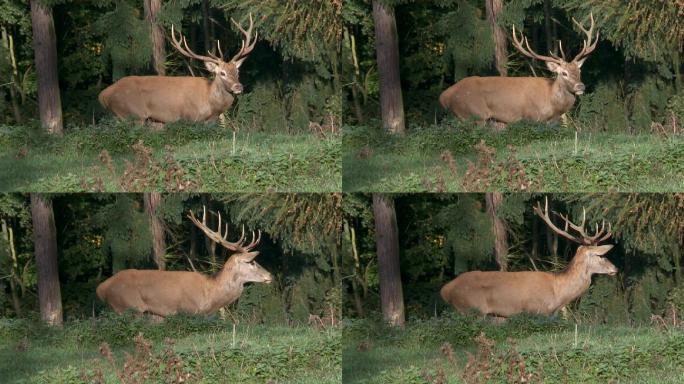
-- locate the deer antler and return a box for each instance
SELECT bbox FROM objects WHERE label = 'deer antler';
[571,12,599,63]
[188,206,261,253]
[511,24,565,65]
[170,25,223,65]
[533,197,612,246]
[229,13,257,64]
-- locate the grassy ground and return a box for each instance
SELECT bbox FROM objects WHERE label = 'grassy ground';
[343,120,684,192]
[0,120,340,192]
[0,314,340,383]
[343,315,684,383]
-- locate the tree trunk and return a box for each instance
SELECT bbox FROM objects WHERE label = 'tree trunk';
[543,0,553,54]
[30,194,63,327]
[485,192,508,271]
[30,0,63,135]
[201,0,212,53]
[486,0,507,76]
[144,0,165,75]
[143,192,166,270]
[372,1,405,135]
[1,27,23,123]
[372,194,405,327]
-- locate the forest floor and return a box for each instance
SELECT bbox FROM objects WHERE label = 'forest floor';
[0,314,340,383]
[343,120,684,192]
[343,315,684,383]
[0,120,340,192]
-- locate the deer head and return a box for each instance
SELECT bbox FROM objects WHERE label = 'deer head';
[170,14,257,95]
[534,197,617,276]
[188,206,272,285]
[512,13,598,96]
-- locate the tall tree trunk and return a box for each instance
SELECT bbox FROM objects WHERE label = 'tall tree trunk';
[372,194,405,327]
[144,0,165,75]
[486,0,507,76]
[372,1,406,135]
[1,219,22,316]
[543,0,553,54]
[201,0,212,53]
[485,192,508,271]
[143,193,166,270]
[30,0,63,135]
[30,194,63,327]
[1,27,22,123]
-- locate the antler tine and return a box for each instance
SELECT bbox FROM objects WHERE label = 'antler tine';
[512,24,565,65]
[230,13,258,63]
[170,25,222,65]
[243,230,262,251]
[533,197,582,244]
[571,12,599,62]
[188,206,261,253]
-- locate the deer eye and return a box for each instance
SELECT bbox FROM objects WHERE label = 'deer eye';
[562,72,568,77]
[221,71,227,76]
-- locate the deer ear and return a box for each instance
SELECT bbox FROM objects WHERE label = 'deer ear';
[204,61,218,72]
[238,251,259,262]
[590,244,614,256]
[546,61,561,73]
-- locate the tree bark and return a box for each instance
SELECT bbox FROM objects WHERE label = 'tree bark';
[372,1,405,135]
[30,0,63,135]
[486,0,507,76]
[30,194,63,327]
[485,193,508,271]
[144,0,166,75]
[143,192,166,270]
[372,194,405,327]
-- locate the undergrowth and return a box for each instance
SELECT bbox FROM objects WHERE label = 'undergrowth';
[0,313,341,383]
[0,119,340,192]
[343,118,684,192]
[343,314,684,383]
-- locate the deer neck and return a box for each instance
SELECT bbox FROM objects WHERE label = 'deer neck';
[551,77,576,113]
[552,255,593,309]
[205,264,244,310]
[209,77,235,110]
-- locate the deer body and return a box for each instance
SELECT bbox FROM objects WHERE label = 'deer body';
[441,14,597,125]
[99,15,256,124]
[97,207,271,318]
[98,76,235,123]
[440,245,615,317]
[439,76,577,123]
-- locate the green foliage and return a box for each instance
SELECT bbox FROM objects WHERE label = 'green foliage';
[0,316,340,383]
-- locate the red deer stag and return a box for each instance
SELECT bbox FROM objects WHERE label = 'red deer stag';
[439,14,598,125]
[98,15,257,124]
[96,206,272,318]
[440,197,617,318]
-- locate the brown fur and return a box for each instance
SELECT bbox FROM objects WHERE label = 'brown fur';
[96,252,271,318]
[440,245,616,317]
[440,59,586,124]
[98,61,242,124]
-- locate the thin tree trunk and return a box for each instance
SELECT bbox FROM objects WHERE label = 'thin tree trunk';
[372,194,405,327]
[143,192,166,270]
[30,0,62,135]
[348,30,365,123]
[30,194,63,327]
[1,219,22,316]
[1,27,22,123]
[543,0,553,54]
[201,0,212,53]
[486,0,507,76]
[372,1,405,135]
[348,224,365,317]
[144,0,165,75]
[485,192,508,271]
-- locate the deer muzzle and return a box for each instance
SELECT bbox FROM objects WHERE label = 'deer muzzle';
[231,83,244,94]
[574,83,586,95]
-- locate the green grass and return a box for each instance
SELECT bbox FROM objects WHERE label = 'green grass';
[0,120,340,192]
[0,314,340,383]
[343,120,684,192]
[343,315,684,383]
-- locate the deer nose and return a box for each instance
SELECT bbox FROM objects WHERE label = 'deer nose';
[574,83,586,95]
[232,84,243,94]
